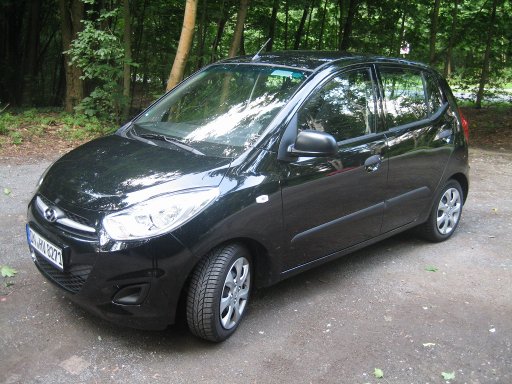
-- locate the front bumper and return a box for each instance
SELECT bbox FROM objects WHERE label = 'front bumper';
[27,196,193,330]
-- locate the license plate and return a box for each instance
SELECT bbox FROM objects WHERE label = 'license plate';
[27,227,64,270]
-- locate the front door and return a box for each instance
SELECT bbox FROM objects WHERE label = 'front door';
[280,67,388,271]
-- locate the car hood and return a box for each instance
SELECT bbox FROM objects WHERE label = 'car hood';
[39,134,231,211]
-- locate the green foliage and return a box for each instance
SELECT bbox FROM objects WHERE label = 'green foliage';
[59,112,115,141]
[67,1,134,121]
[0,112,17,135]
[0,109,115,148]
[0,112,25,144]
[0,265,17,278]
[9,131,23,145]
[374,368,384,378]
[441,371,456,380]
[1,0,511,111]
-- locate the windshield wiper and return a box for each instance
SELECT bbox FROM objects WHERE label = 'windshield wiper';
[137,133,205,156]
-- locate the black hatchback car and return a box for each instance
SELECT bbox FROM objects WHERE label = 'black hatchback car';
[27,52,469,342]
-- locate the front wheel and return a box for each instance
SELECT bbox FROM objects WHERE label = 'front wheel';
[186,243,251,342]
[419,179,464,242]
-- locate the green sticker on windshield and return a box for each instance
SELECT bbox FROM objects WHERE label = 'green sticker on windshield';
[271,70,303,79]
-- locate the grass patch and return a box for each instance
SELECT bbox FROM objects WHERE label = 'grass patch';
[0,108,116,146]
[0,108,117,157]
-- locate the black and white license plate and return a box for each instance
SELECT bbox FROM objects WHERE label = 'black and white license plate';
[27,226,64,270]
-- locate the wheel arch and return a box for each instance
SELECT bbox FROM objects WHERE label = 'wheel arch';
[449,172,469,204]
[206,237,275,289]
[174,236,276,323]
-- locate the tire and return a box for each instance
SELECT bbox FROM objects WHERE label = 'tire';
[186,243,252,342]
[419,179,464,242]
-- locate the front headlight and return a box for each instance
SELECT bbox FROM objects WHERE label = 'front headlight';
[103,188,219,241]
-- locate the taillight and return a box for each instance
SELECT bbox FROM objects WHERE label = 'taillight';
[458,108,469,142]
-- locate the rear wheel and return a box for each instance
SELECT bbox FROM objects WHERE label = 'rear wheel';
[420,179,463,242]
[186,243,251,342]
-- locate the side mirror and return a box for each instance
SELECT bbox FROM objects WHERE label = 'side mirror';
[287,130,338,157]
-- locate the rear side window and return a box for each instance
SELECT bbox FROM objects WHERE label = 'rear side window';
[297,68,376,142]
[380,68,427,128]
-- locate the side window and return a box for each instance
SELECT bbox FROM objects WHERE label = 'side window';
[297,69,376,142]
[380,68,427,128]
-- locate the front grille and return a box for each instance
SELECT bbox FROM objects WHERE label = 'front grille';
[35,195,97,240]
[35,253,92,294]
[65,210,92,227]
[38,195,93,227]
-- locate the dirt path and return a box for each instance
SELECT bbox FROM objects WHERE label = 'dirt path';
[1,148,511,383]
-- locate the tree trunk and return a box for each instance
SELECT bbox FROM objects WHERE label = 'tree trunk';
[293,5,309,50]
[228,0,249,58]
[317,0,329,50]
[429,0,441,65]
[131,0,148,107]
[211,0,228,62]
[195,0,207,69]
[166,0,198,91]
[266,0,279,52]
[396,7,406,56]
[339,0,358,51]
[444,0,459,77]
[337,0,346,50]
[122,0,132,119]
[475,0,498,108]
[22,0,42,105]
[1,1,26,106]
[284,0,289,49]
[59,0,84,112]
[303,4,314,49]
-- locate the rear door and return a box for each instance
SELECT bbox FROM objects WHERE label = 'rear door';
[378,66,456,232]
[280,66,388,270]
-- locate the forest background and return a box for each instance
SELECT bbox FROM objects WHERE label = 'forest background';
[0,0,510,156]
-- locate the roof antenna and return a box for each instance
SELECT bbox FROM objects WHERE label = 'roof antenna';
[251,38,271,62]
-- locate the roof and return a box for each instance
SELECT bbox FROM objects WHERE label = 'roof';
[219,50,430,73]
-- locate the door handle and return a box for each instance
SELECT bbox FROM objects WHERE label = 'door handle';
[364,155,382,172]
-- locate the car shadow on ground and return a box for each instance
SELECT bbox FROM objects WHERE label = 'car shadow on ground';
[59,230,424,353]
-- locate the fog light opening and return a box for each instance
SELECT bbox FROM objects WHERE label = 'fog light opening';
[30,249,37,263]
[112,283,150,305]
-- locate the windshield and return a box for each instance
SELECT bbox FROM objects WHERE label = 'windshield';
[132,65,308,158]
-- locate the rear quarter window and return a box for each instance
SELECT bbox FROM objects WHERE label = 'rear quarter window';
[424,73,444,116]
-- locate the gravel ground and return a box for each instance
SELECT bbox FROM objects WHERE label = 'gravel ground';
[0,148,511,384]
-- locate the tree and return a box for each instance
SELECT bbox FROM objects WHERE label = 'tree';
[1,0,511,111]
[294,5,310,49]
[166,0,198,91]
[228,0,250,58]
[21,0,42,105]
[444,0,459,77]
[122,0,132,119]
[317,0,329,50]
[66,2,127,120]
[266,0,279,51]
[429,0,441,65]
[211,1,230,62]
[339,0,358,51]
[59,0,84,112]
[475,0,499,108]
